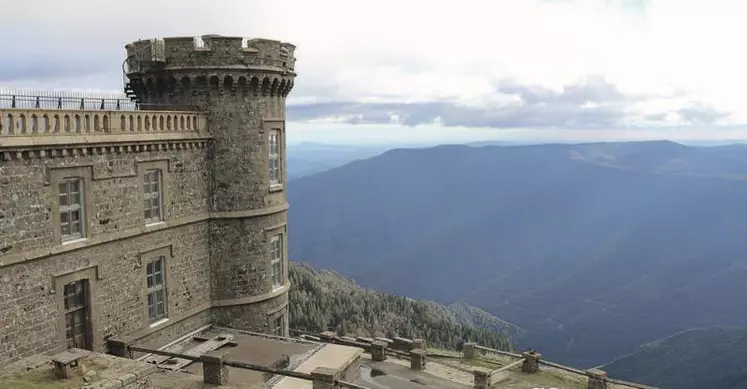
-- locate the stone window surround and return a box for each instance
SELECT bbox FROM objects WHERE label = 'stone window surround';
[136,160,170,227]
[143,169,163,225]
[140,245,174,329]
[268,129,281,189]
[265,224,287,293]
[49,166,93,244]
[263,119,284,193]
[53,266,102,353]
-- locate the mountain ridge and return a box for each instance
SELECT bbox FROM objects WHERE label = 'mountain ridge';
[288,141,747,371]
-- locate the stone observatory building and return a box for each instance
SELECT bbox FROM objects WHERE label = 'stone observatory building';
[0,34,297,364]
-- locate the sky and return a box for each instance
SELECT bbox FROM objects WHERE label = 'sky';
[1,0,747,145]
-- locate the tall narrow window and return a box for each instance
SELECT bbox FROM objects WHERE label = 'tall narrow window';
[272,315,284,336]
[270,234,283,289]
[143,169,162,224]
[59,178,84,241]
[269,130,281,185]
[63,279,91,350]
[146,256,167,322]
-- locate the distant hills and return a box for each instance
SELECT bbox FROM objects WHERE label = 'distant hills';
[287,140,747,372]
[287,142,393,180]
[604,326,747,389]
[288,262,518,351]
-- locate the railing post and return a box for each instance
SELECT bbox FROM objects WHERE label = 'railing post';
[370,340,388,362]
[410,348,426,371]
[311,367,338,389]
[463,342,477,359]
[202,350,229,385]
[473,368,492,389]
[411,338,426,351]
[107,338,133,359]
[586,368,608,389]
[521,350,541,373]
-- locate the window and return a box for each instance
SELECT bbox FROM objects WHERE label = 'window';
[143,169,162,224]
[146,256,167,322]
[270,234,283,288]
[272,315,284,336]
[63,279,91,350]
[59,178,84,241]
[269,130,281,185]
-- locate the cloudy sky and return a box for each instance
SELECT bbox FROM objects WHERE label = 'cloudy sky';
[2,0,746,145]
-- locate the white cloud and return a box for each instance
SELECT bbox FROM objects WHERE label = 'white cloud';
[2,0,747,143]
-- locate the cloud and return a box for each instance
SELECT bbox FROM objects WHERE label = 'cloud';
[288,76,731,129]
[1,0,746,142]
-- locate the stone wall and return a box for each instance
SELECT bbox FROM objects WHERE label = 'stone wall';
[0,147,209,259]
[0,147,212,364]
[212,292,289,336]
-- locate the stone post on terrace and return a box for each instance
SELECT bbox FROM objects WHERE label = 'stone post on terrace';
[410,348,427,370]
[312,367,339,389]
[370,340,388,361]
[586,368,608,389]
[411,338,426,350]
[521,350,542,373]
[463,342,477,359]
[202,350,229,385]
[473,368,492,389]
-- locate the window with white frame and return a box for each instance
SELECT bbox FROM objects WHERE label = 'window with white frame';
[272,315,284,336]
[269,130,281,185]
[59,177,84,241]
[143,169,162,224]
[146,256,167,322]
[270,234,283,289]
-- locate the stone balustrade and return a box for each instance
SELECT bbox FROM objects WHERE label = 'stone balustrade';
[0,108,207,139]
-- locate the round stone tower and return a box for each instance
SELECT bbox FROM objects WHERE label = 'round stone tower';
[124,35,296,335]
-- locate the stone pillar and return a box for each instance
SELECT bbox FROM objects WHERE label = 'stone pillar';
[202,350,229,385]
[410,348,427,371]
[586,368,608,389]
[370,340,388,361]
[473,368,492,389]
[411,338,426,350]
[107,338,132,359]
[463,342,477,359]
[521,351,542,373]
[311,367,338,389]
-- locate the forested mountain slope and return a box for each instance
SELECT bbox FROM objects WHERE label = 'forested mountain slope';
[288,262,519,351]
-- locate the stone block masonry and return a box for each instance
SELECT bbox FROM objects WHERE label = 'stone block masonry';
[0,33,296,366]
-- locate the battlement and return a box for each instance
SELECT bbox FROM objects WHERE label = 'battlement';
[125,35,296,74]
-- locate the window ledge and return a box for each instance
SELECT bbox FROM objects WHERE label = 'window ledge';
[61,237,87,246]
[271,285,284,293]
[269,183,284,192]
[145,221,166,229]
[149,318,169,328]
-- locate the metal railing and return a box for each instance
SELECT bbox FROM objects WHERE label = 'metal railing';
[0,88,139,110]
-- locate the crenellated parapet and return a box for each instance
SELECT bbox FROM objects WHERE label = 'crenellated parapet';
[124,35,296,103]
